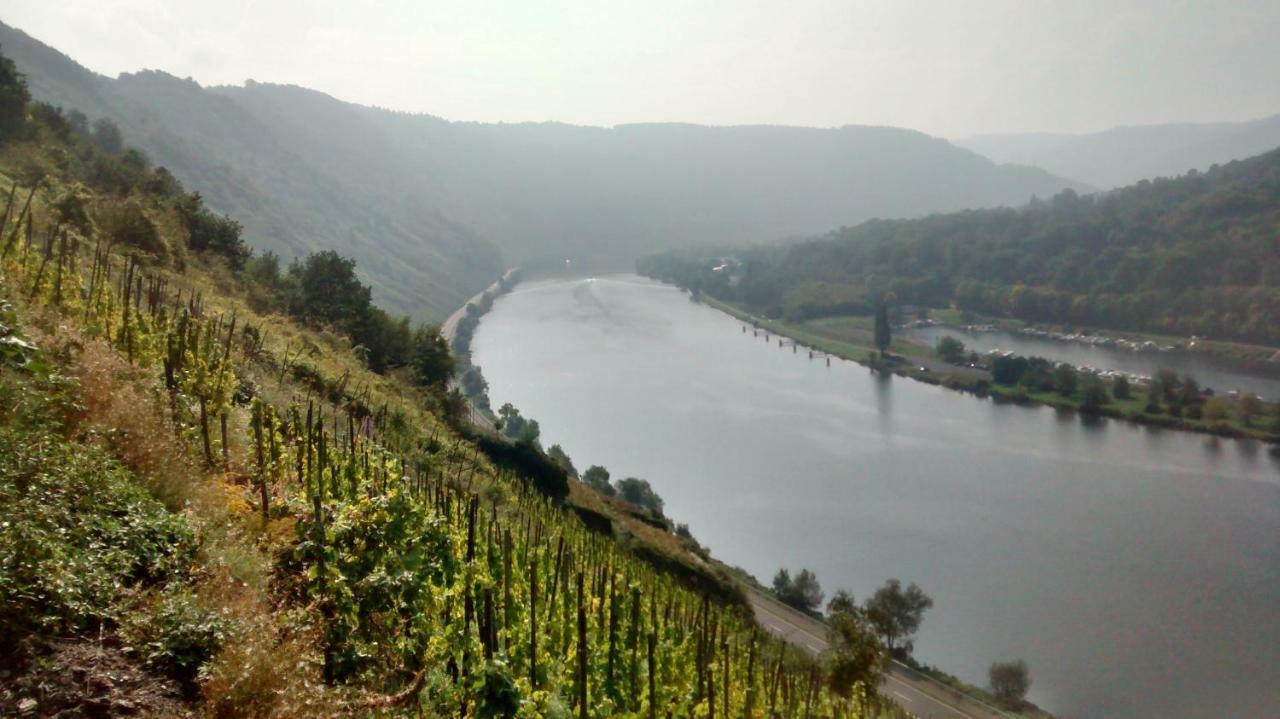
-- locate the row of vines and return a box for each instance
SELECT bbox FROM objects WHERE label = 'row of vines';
[0,179,905,718]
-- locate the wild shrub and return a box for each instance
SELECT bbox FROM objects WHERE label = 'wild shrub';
[123,587,230,691]
[0,425,196,640]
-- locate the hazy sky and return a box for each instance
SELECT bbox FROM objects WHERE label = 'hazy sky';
[5,1,1279,138]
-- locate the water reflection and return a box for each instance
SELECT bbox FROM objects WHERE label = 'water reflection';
[473,275,1280,719]
[873,369,893,432]
[1078,412,1107,432]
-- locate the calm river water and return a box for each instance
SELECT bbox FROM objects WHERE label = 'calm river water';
[472,275,1280,719]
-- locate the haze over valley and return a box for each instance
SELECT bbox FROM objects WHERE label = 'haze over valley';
[1,4,1277,719]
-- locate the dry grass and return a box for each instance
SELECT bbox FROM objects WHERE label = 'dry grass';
[18,307,338,717]
[198,586,338,719]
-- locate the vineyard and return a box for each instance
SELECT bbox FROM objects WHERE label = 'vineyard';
[0,102,902,717]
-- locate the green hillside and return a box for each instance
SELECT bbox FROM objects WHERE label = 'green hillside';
[0,21,1092,311]
[640,147,1280,346]
[0,23,504,320]
[0,48,895,718]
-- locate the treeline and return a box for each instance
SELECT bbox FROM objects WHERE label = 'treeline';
[0,53,452,386]
[243,249,454,379]
[4,201,894,719]
[639,148,1280,345]
[2,48,901,715]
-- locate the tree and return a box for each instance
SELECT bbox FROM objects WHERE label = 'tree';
[179,193,250,269]
[495,404,541,445]
[1111,375,1131,400]
[826,589,858,616]
[1052,364,1078,396]
[460,366,488,400]
[991,355,1028,385]
[546,444,576,476]
[0,48,30,140]
[864,579,932,656]
[245,249,282,287]
[1239,393,1263,425]
[98,199,162,254]
[1153,368,1180,403]
[1178,375,1201,406]
[410,324,454,387]
[1144,378,1163,413]
[142,166,184,198]
[988,659,1031,708]
[1203,398,1230,423]
[91,117,124,155]
[353,309,412,373]
[582,465,614,496]
[616,477,664,514]
[825,593,885,700]
[67,108,89,136]
[287,250,372,327]
[874,301,891,357]
[1080,375,1110,412]
[773,568,824,613]
[935,335,966,364]
[52,187,94,237]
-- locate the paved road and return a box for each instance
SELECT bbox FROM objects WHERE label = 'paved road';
[441,268,519,345]
[747,590,1012,719]
[440,268,519,429]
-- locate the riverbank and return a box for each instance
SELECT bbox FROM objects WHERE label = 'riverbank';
[472,274,1280,719]
[444,267,520,425]
[926,308,1280,374]
[697,294,1280,445]
[441,267,521,346]
[745,587,1053,719]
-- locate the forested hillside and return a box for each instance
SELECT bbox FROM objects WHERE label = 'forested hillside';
[959,115,1280,189]
[0,22,503,320]
[0,48,893,717]
[1,20,1089,314]
[639,148,1280,346]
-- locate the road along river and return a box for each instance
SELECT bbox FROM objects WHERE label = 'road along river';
[472,274,1280,719]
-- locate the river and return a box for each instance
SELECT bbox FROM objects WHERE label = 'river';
[903,325,1280,401]
[471,274,1280,719]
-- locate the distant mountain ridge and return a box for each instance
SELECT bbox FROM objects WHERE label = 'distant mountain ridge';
[2,20,1090,319]
[0,23,502,320]
[640,146,1280,346]
[958,116,1280,189]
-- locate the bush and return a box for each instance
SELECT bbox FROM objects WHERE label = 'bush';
[582,465,615,496]
[98,199,164,254]
[988,659,1031,708]
[123,588,229,691]
[616,476,664,515]
[178,193,250,269]
[1080,377,1110,412]
[935,335,966,363]
[0,427,197,642]
[295,490,457,681]
[773,568,824,613]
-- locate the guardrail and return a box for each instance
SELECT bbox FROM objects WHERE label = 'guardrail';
[889,659,1019,719]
